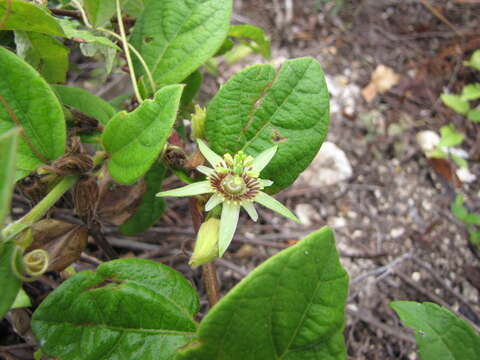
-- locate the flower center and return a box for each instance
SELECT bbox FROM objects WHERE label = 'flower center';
[221,175,247,195]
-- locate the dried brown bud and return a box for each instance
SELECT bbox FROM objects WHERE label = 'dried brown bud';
[50,137,94,176]
[96,173,146,225]
[16,174,49,204]
[73,176,99,223]
[28,219,88,272]
[163,145,187,169]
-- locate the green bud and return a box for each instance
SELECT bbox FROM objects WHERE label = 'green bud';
[191,104,206,140]
[189,217,220,268]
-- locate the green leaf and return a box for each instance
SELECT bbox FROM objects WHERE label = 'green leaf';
[438,125,464,147]
[0,128,18,227]
[79,42,116,77]
[451,194,480,226]
[0,241,21,320]
[228,24,271,59]
[205,57,330,193]
[390,301,480,360]
[119,162,167,235]
[58,18,120,51]
[451,154,468,169]
[130,0,232,86]
[102,84,183,184]
[11,288,31,309]
[14,31,69,83]
[52,85,116,125]
[0,0,65,36]
[181,70,203,107]
[441,94,470,115]
[32,258,199,360]
[0,46,66,179]
[467,108,480,123]
[464,50,480,71]
[176,227,349,360]
[461,83,480,101]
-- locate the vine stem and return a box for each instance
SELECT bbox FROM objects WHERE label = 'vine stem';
[189,198,220,307]
[2,176,78,241]
[115,0,143,103]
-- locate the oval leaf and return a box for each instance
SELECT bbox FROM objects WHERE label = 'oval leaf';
[119,162,167,235]
[0,0,65,36]
[130,0,232,86]
[32,258,199,360]
[205,57,330,193]
[176,227,348,360]
[0,241,22,320]
[0,46,66,179]
[52,85,116,125]
[391,301,480,360]
[102,84,183,184]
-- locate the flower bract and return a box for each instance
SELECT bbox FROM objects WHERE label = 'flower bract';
[157,139,300,256]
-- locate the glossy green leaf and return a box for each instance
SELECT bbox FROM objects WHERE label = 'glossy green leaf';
[58,18,120,51]
[52,85,116,125]
[14,31,69,83]
[176,227,348,360]
[0,241,21,320]
[391,301,480,360]
[0,46,66,179]
[461,83,480,101]
[102,85,183,184]
[119,162,167,235]
[228,24,271,59]
[205,57,330,193]
[32,258,199,360]
[438,125,464,147]
[441,94,470,115]
[467,108,480,122]
[0,128,18,226]
[0,0,65,36]
[130,0,232,86]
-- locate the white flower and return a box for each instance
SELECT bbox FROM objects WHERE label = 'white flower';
[157,139,300,256]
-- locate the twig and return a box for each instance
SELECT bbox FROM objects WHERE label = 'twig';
[89,221,118,260]
[351,252,413,285]
[49,8,82,20]
[417,0,462,37]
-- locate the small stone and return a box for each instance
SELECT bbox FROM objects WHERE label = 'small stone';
[412,272,421,282]
[416,130,440,153]
[390,228,404,238]
[456,167,476,183]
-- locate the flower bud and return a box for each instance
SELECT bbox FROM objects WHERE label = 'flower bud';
[190,105,206,140]
[189,217,220,268]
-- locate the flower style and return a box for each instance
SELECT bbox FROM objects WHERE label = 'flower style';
[157,139,300,256]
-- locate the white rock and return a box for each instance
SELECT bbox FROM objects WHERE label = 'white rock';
[416,130,440,153]
[297,141,353,188]
[456,167,477,183]
[294,203,320,226]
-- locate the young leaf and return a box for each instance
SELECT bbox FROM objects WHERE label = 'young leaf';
[461,83,480,101]
[464,50,480,71]
[119,162,167,235]
[451,194,480,226]
[102,84,183,184]
[440,93,470,115]
[205,57,330,193]
[0,0,65,36]
[390,301,480,360]
[228,24,271,59]
[467,108,480,123]
[0,241,22,320]
[0,46,66,179]
[438,125,464,147]
[58,19,120,51]
[11,288,31,309]
[129,0,232,86]
[14,31,69,83]
[176,227,349,360]
[52,85,116,125]
[0,128,18,226]
[31,258,199,360]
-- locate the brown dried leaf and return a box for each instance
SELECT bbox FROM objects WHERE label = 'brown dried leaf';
[427,158,462,187]
[362,65,400,103]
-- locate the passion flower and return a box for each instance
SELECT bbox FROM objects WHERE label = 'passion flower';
[157,140,300,256]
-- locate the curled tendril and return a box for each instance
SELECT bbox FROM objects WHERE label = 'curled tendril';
[11,246,49,282]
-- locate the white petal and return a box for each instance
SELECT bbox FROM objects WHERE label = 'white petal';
[255,191,301,223]
[197,139,223,167]
[259,179,273,188]
[218,202,240,256]
[205,193,223,211]
[156,181,211,197]
[241,201,258,221]
[251,145,278,173]
[196,165,214,176]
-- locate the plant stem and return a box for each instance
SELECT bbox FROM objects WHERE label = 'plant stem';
[189,198,220,307]
[115,0,143,103]
[2,176,78,240]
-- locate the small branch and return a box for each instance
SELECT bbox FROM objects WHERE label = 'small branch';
[89,221,118,260]
[49,8,82,20]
